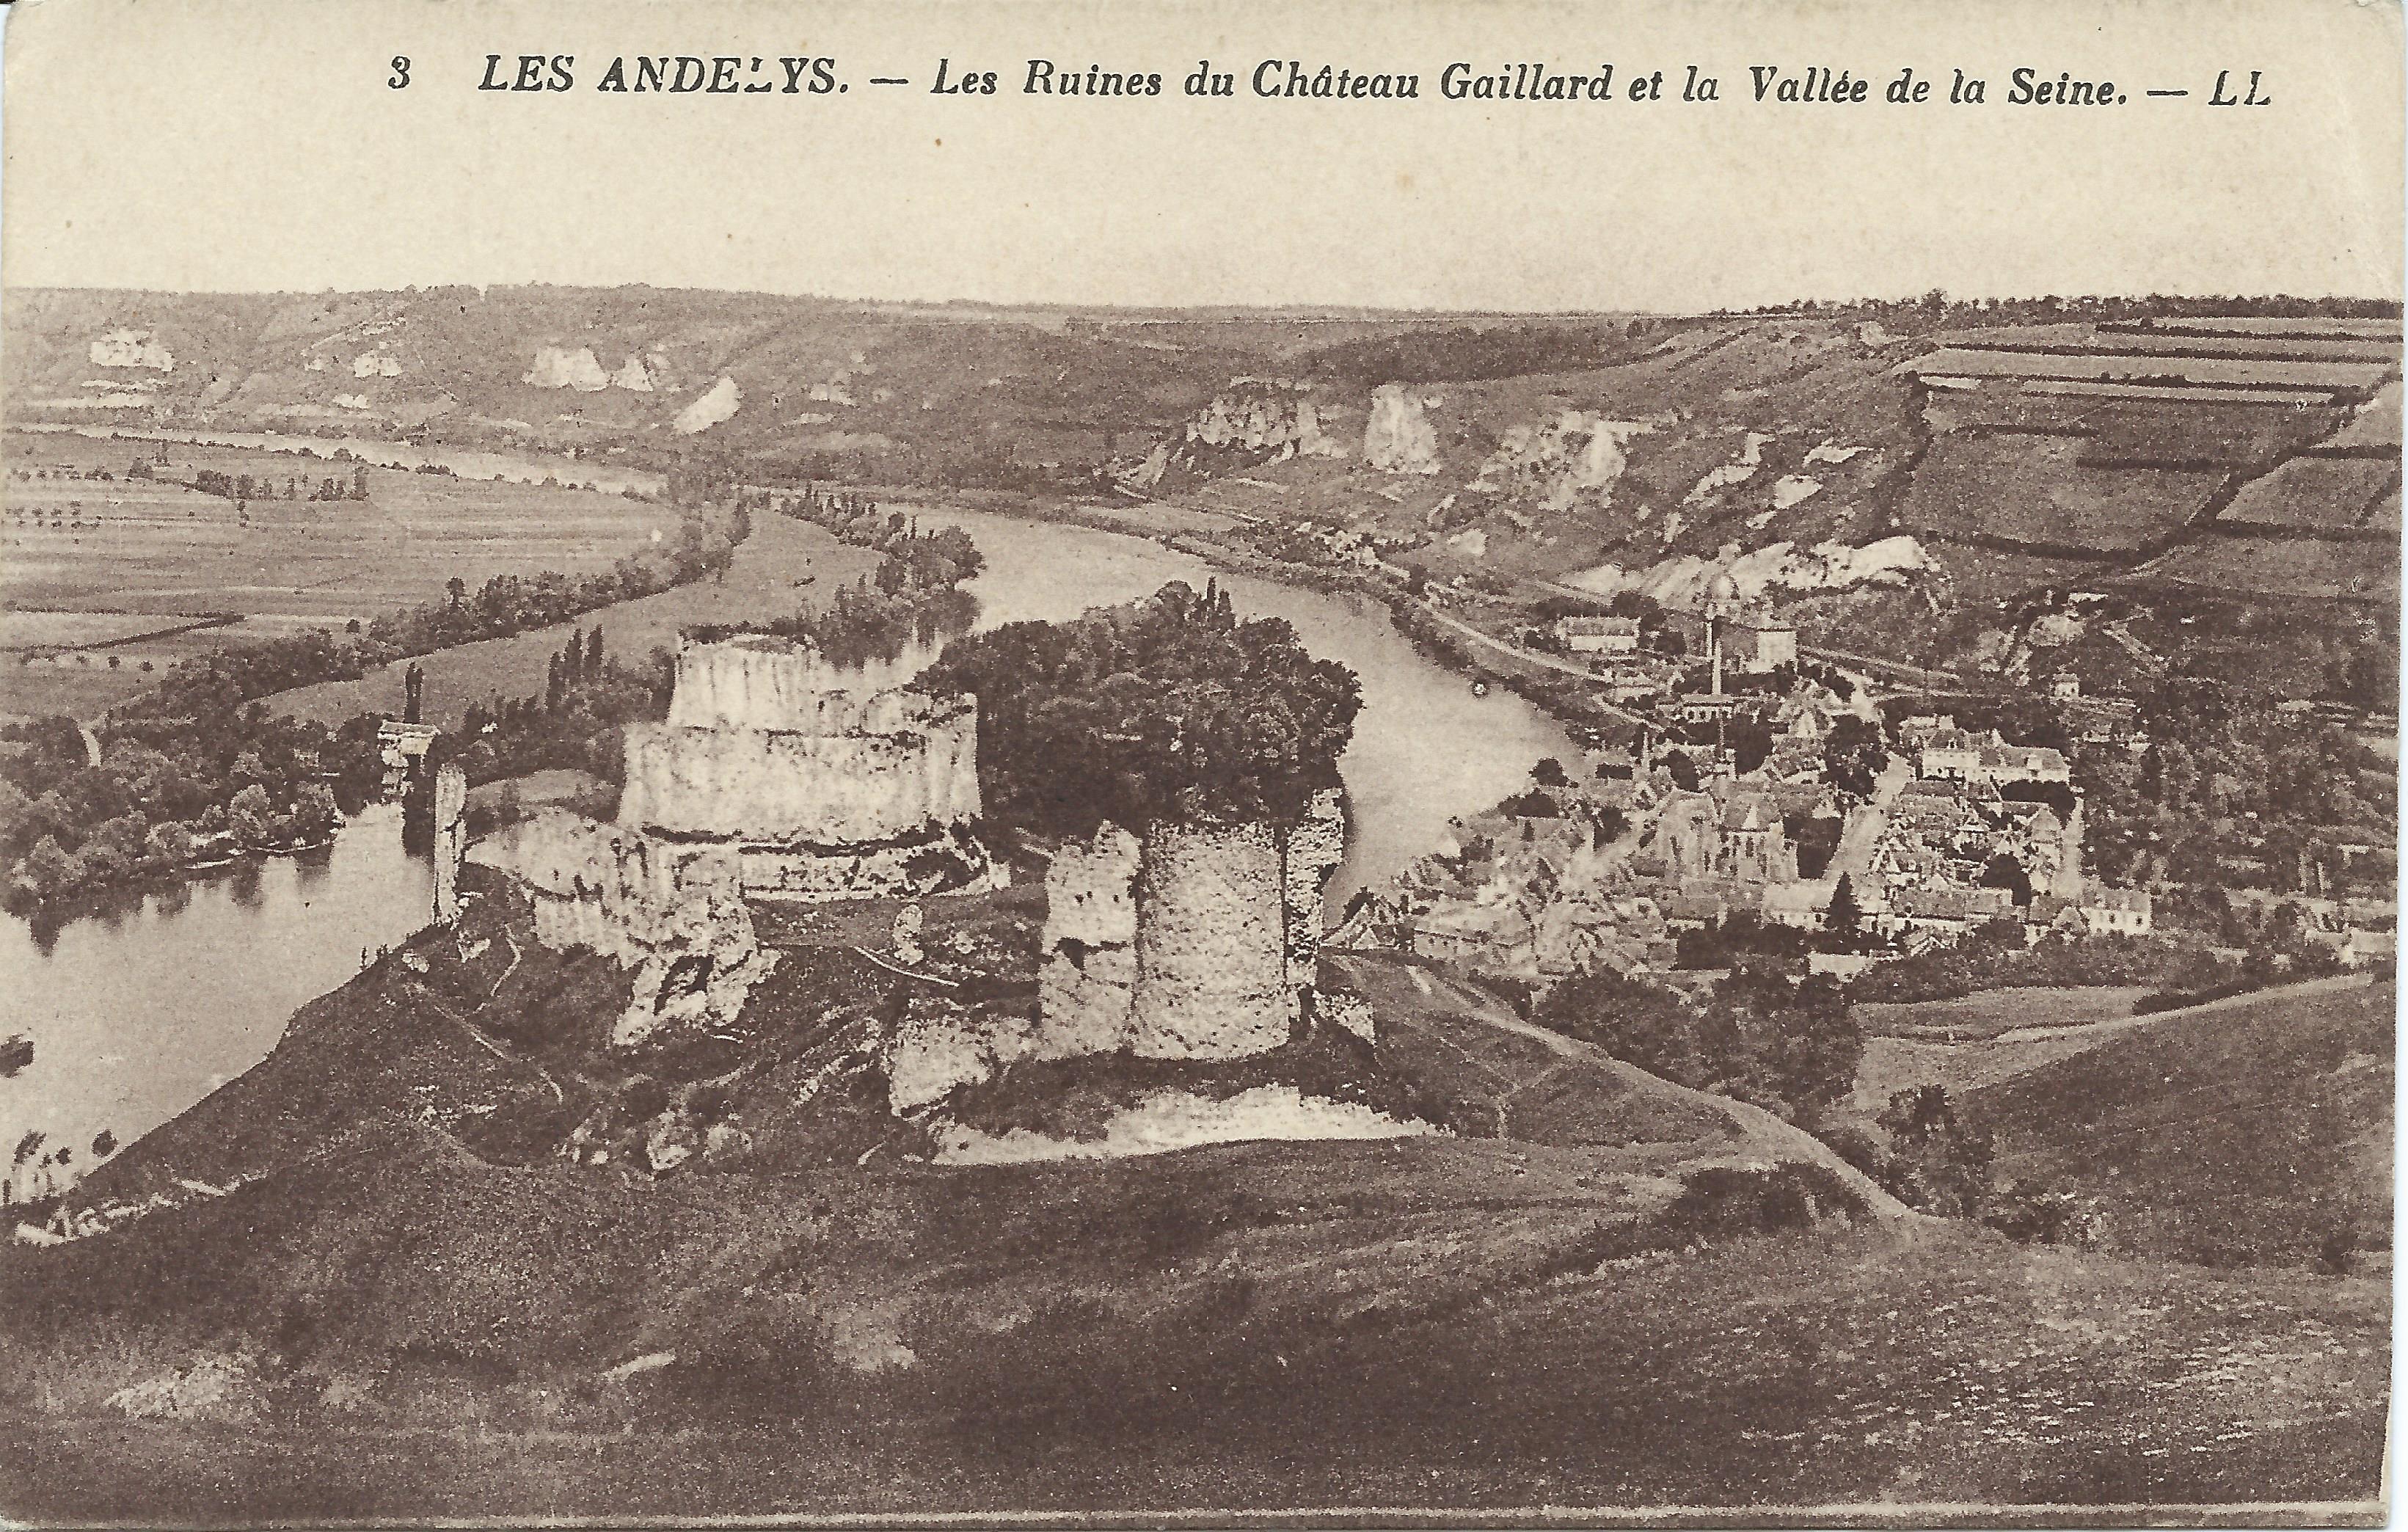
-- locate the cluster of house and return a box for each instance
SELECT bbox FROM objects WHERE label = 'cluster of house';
[1280,518,1424,571]
[1550,608,1799,710]
[1351,685,2159,990]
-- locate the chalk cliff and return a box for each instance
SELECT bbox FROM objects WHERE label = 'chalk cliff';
[1472,409,1657,511]
[674,374,742,434]
[524,345,611,392]
[1364,383,1443,474]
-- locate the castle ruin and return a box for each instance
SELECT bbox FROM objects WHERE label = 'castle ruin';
[467,809,776,1047]
[1035,788,1348,1061]
[618,635,998,900]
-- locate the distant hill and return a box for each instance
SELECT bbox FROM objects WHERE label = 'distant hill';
[7,288,2396,671]
[1968,977,2393,1273]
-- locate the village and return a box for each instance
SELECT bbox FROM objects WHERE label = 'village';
[1342,566,2192,991]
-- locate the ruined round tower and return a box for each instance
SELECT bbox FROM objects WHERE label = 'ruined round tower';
[1036,788,1349,1062]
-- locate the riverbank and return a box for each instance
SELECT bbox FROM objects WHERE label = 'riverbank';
[3,831,343,932]
[936,485,1626,741]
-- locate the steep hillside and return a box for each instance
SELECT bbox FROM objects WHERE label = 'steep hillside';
[1967,978,2394,1273]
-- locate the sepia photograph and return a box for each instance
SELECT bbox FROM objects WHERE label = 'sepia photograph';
[0,0,2399,1522]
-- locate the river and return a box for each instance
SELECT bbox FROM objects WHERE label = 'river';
[1,473,1576,1180]
[0,806,430,1193]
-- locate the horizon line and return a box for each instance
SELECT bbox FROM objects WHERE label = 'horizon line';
[5,282,2402,322]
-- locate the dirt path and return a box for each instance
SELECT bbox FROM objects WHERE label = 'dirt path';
[1329,952,1919,1221]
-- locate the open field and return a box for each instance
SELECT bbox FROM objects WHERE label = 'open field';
[1908,348,2391,395]
[2134,316,2404,340]
[1856,986,2146,1043]
[1899,434,2222,554]
[1928,324,2398,366]
[2218,456,2400,533]
[2143,533,2401,604]
[0,429,676,718]
[269,512,882,729]
[2325,383,2403,448]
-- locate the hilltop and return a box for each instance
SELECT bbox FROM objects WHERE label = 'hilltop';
[1,896,2389,1518]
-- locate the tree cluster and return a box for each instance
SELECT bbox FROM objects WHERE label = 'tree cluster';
[1534,958,1861,1128]
[917,580,1362,834]
[0,496,746,909]
[0,705,355,911]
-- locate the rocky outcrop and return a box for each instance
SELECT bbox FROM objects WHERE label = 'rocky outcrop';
[1562,535,1933,608]
[931,1085,1434,1164]
[886,1002,1038,1115]
[1474,409,1655,511]
[1685,431,1770,505]
[524,345,611,392]
[617,635,997,902]
[674,374,741,434]
[89,329,174,371]
[1364,384,1442,473]
[1185,381,1346,459]
[467,809,777,1046]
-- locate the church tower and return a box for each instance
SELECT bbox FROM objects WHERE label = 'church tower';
[1703,566,1740,697]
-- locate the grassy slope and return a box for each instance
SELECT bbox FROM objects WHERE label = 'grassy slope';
[1967,978,2393,1272]
[1,929,2388,1517]
[1856,986,2147,1042]
[2,1184,2386,1517]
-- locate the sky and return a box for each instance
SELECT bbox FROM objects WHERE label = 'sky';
[1,0,2401,310]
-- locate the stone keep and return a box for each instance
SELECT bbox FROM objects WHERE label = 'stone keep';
[616,635,994,900]
[1131,822,1291,1059]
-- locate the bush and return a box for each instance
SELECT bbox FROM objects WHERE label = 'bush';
[1660,1162,1867,1241]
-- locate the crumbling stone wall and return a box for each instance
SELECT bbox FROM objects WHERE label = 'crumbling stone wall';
[619,704,980,845]
[431,762,467,926]
[467,808,777,1047]
[1283,787,1346,998]
[615,635,993,900]
[663,634,931,732]
[1035,823,1142,1057]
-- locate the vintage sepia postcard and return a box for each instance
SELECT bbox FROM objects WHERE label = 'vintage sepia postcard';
[0,0,2399,1523]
